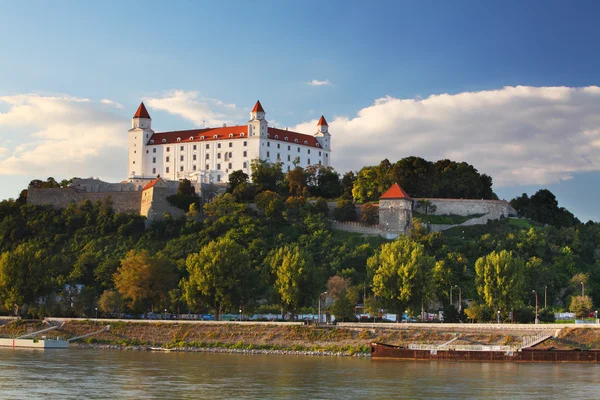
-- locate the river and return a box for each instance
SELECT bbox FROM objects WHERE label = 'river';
[1,348,600,399]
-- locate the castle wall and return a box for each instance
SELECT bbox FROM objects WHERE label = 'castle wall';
[378,198,413,235]
[28,188,142,214]
[413,198,516,218]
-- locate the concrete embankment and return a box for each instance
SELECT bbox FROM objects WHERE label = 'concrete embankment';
[2,319,600,356]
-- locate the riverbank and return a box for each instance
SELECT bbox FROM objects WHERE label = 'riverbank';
[2,319,600,357]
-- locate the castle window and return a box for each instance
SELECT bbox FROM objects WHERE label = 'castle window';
[316,143,320,147]
[152,168,156,174]
[267,151,270,158]
[319,151,321,156]
[193,145,196,150]
[190,137,194,141]
[206,144,209,149]
[267,142,270,147]
[294,139,298,143]
[287,155,290,161]
[284,137,288,141]
[217,175,221,182]
[277,153,280,160]
[177,138,181,142]
[277,143,280,149]
[288,145,290,151]
[133,161,135,164]
[150,140,155,144]
[193,154,197,161]
[326,154,328,158]
[217,163,221,170]
[275,135,278,139]
[201,136,205,140]
[243,151,247,157]
[229,134,234,138]
[228,152,232,158]
[304,140,308,145]
[287,166,290,172]
[166,147,170,152]
[166,167,170,173]
[205,164,209,170]
[180,155,184,161]
[240,133,245,137]
[180,146,184,151]
[308,149,311,154]
[218,153,221,159]
[218,143,221,148]
[146,150,148,154]
[214,135,218,139]
[193,165,197,171]
[166,156,170,162]
[152,157,156,163]
[244,141,247,147]
[228,162,232,169]
[162,139,167,143]
[318,160,321,165]
[229,142,233,148]
[297,148,300,153]
[205,154,209,160]
[153,148,156,153]
[180,166,184,172]
[243,161,247,168]
[308,159,311,165]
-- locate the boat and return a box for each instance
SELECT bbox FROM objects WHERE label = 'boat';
[370,342,600,363]
[0,337,69,349]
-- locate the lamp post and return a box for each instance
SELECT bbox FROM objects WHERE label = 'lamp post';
[95,307,98,320]
[318,291,327,326]
[595,310,598,325]
[454,285,462,313]
[532,290,539,324]
[450,286,453,308]
[581,282,585,298]
[497,310,501,325]
[239,309,242,322]
[164,309,167,320]
[544,286,547,309]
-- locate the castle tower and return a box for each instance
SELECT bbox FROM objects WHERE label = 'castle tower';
[128,102,154,178]
[314,115,331,151]
[378,183,413,238]
[248,100,268,137]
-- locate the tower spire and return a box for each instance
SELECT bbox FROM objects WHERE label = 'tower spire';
[133,102,151,119]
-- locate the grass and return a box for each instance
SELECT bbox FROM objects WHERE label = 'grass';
[415,213,485,225]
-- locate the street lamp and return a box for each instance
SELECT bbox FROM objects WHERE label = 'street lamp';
[318,291,327,326]
[532,290,539,324]
[454,285,462,313]
[95,307,98,319]
[239,309,243,322]
[544,286,547,309]
[595,310,598,324]
[450,285,453,308]
[164,309,167,320]
[497,310,501,325]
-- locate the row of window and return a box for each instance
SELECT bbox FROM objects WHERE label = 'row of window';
[157,142,247,153]
[152,161,248,176]
[150,133,247,145]
[154,150,249,164]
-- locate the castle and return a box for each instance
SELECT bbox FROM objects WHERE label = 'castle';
[128,101,331,185]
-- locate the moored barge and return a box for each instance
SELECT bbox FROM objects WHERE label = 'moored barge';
[370,342,600,363]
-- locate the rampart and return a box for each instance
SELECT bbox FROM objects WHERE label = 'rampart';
[414,198,516,218]
[331,221,381,236]
[28,188,142,214]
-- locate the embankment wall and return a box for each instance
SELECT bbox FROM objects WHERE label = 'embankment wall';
[28,188,142,214]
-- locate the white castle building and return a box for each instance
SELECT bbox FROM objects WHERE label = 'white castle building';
[127,101,331,184]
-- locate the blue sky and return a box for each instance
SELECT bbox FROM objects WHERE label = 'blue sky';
[1,1,600,220]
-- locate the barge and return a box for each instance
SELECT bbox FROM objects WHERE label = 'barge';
[370,342,600,363]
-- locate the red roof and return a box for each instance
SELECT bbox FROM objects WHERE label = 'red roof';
[147,125,322,149]
[133,102,151,119]
[317,115,328,126]
[380,183,411,199]
[142,177,162,191]
[252,100,265,113]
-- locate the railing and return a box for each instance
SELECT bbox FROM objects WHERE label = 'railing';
[521,333,552,349]
[408,343,516,352]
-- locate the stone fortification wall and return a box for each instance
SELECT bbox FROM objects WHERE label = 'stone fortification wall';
[331,221,381,236]
[414,198,516,218]
[28,188,142,214]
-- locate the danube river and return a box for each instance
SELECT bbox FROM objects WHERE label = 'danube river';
[1,349,600,399]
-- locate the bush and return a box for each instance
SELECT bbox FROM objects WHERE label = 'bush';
[333,199,356,222]
[166,194,200,211]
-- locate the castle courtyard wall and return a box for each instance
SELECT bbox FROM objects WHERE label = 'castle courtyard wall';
[28,188,142,214]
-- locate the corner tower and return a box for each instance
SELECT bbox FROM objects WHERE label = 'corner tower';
[248,100,268,137]
[314,115,330,150]
[128,102,154,178]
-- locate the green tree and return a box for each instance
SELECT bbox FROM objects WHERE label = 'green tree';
[186,237,256,320]
[250,159,285,193]
[360,203,379,225]
[474,250,525,316]
[227,170,249,194]
[98,289,123,315]
[286,166,307,196]
[341,171,356,199]
[114,250,177,312]
[177,179,196,196]
[267,244,318,316]
[367,236,436,319]
[570,295,593,319]
[333,199,356,221]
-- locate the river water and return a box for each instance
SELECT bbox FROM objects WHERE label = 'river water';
[1,348,599,399]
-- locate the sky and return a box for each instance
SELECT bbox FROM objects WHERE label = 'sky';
[1,1,600,220]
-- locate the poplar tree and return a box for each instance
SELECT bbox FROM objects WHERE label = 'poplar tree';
[475,250,525,315]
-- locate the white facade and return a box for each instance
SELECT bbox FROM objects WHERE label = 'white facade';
[127,101,332,184]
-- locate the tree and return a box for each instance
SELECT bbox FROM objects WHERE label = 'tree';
[186,237,256,320]
[474,250,525,316]
[227,170,249,194]
[333,199,356,221]
[286,167,307,196]
[114,250,177,312]
[254,190,284,219]
[267,244,318,316]
[328,289,357,322]
[367,236,436,319]
[305,165,342,199]
[341,171,356,199]
[98,290,123,315]
[204,193,246,218]
[360,203,379,225]
[570,295,593,319]
[177,179,195,196]
[415,199,436,215]
[250,159,285,193]
[326,275,351,300]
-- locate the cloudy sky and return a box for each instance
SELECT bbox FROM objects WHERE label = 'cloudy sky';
[2,1,600,220]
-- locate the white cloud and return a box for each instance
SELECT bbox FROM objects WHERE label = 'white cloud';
[145,90,244,127]
[293,86,600,187]
[308,79,332,87]
[0,94,128,180]
[100,98,124,109]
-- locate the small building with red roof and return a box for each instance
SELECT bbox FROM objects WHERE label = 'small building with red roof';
[127,100,332,185]
[379,183,414,237]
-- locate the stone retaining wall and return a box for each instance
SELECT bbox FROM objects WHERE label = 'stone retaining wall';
[28,188,142,214]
